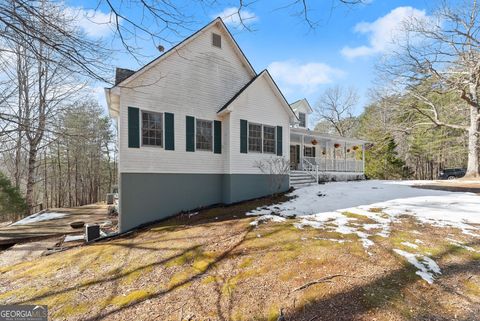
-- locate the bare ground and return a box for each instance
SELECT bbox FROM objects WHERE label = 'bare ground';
[0,194,479,321]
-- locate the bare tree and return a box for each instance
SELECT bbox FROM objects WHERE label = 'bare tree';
[380,0,480,177]
[315,85,359,137]
[0,1,90,212]
[254,157,290,195]
[0,0,111,82]
[0,0,365,83]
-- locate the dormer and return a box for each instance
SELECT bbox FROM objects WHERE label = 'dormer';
[290,98,313,129]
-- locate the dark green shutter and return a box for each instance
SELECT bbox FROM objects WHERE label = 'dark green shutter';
[164,112,174,150]
[186,116,195,152]
[276,126,283,156]
[240,119,247,153]
[312,146,316,157]
[128,107,140,148]
[214,120,222,154]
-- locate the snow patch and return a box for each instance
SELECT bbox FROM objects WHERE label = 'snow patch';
[250,215,286,227]
[247,180,480,254]
[401,242,419,249]
[313,237,351,243]
[446,238,479,252]
[393,249,441,284]
[12,212,69,225]
[64,234,85,242]
[294,212,374,252]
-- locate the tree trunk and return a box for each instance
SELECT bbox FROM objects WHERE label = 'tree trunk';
[465,107,480,177]
[25,146,37,213]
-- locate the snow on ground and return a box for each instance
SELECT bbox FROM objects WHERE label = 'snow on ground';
[445,237,479,253]
[248,180,480,235]
[249,214,286,226]
[12,212,69,226]
[64,234,85,242]
[248,180,480,282]
[401,242,419,249]
[393,249,441,284]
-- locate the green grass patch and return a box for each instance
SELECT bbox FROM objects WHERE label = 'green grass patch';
[110,289,154,307]
[238,257,254,269]
[464,279,480,296]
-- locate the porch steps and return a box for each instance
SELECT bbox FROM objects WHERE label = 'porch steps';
[290,170,317,188]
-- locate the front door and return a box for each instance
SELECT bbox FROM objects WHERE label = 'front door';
[290,145,300,169]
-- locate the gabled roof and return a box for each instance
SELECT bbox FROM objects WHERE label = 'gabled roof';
[217,70,298,122]
[217,73,261,113]
[290,98,314,114]
[110,17,256,88]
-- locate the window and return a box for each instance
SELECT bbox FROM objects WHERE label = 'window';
[142,111,163,146]
[196,119,213,151]
[212,33,222,48]
[304,146,314,157]
[263,125,276,154]
[299,112,306,127]
[248,123,262,152]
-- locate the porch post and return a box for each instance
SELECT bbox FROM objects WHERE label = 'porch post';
[300,134,304,170]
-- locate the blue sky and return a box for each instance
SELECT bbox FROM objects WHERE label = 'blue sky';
[68,0,439,116]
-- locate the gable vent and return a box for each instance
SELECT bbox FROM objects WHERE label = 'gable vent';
[212,33,222,48]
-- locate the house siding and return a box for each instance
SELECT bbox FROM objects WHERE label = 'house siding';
[227,75,291,174]
[118,23,252,174]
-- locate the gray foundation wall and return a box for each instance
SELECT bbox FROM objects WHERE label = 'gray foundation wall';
[119,173,289,232]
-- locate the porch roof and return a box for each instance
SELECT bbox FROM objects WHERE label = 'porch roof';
[290,127,368,145]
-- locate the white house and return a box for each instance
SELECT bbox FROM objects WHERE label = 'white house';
[105,18,297,232]
[105,18,366,232]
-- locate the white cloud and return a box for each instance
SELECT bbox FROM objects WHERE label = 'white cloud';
[213,7,258,29]
[267,60,345,96]
[66,7,116,38]
[341,6,430,59]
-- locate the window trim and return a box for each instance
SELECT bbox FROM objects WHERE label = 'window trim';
[298,112,306,128]
[212,32,222,48]
[304,146,314,157]
[248,122,263,153]
[141,110,164,148]
[262,124,276,154]
[195,118,214,152]
[247,122,279,155]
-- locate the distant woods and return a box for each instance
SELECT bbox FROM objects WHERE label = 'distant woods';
[41,102,116,209]
[315,1,479,179]
[0,1,116,220]
[0,99,116,220]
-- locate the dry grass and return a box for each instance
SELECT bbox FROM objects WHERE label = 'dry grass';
[0,196,479,321]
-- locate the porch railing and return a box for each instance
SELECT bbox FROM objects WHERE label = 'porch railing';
[302,158,319,182]
[303,157,363,173]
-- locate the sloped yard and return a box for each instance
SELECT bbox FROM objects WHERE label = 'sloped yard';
[0,181,479,320]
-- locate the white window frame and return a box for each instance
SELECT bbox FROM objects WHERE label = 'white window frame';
[263,125,276,154]
[212,32,222,48]
[298,112,306,128]
[304,146,314,157]
[141,110,164,148]
[195,118,213,151]
[247,122,278,154]
[248,122,263,153]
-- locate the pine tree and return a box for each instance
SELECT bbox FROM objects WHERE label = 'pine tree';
[0,171,27,222]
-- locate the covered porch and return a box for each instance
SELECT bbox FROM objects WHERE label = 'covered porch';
[290,128,366,174]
